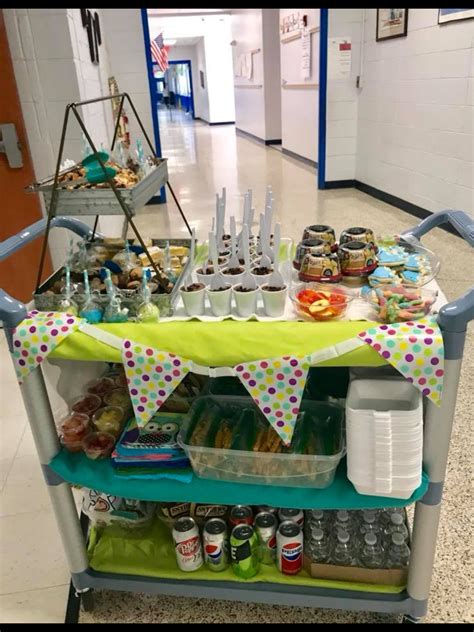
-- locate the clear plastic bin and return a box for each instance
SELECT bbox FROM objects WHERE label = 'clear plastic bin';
[178,396,345,488]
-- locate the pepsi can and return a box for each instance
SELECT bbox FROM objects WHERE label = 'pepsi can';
[254,511,277,565]
[203,518,228,572]
[229,505,253,528]
[172,516,203,572]
[278,508,304,527]
[277,520,303,575]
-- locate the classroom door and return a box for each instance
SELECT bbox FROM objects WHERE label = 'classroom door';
[0,12,52,303]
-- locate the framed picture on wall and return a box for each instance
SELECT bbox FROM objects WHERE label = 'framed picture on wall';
[376,9,409,41]
[438,9,474,24]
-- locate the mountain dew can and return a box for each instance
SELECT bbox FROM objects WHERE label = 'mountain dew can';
[230,524,259,579]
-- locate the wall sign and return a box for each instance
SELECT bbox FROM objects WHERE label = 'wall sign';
[81,9,102,64]
[327,38,352,80]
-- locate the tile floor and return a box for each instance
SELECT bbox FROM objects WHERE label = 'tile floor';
[1,110,473,624]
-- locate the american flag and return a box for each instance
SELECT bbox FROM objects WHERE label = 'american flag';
[151,32,169,72]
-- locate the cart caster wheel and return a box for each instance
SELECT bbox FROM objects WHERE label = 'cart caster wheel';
[402,615,421,624]
[79,589,95,612]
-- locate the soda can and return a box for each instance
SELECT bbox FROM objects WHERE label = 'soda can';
[254,511,277,565]
[172,516,203,572]
[230,524,260,579]
[277,520,303,575]
[256,505,278,515]
[229,505,253,528]
[203,518,229,572]
[278,508,304,527]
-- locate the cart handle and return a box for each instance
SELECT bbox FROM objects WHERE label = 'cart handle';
[0,216,102,262]
[401,210,474,247]
[401,210,474,334]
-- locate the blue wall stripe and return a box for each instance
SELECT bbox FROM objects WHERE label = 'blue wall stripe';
[140,8,166,202]
[318,8,328,190]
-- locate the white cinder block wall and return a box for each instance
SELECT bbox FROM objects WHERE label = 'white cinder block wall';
[231,9,267,140]
[326,9,363,181]
[100,9,154,150]
[356,8,474,214]
[280,9,320,164]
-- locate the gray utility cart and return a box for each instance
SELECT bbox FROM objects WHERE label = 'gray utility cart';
[0,210,473,623]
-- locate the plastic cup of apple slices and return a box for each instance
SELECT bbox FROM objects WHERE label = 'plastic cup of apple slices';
[290,283,354,321]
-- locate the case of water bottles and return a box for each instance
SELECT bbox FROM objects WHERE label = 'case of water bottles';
[345,378,424,499]
[303,508,411,586]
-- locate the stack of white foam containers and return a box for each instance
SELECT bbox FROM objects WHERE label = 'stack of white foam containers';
[345,378,423,499]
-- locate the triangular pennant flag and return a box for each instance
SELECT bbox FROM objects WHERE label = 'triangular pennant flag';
[11,311,85,383]
[358,317,444,406]
[234,355,310,446]
[122,339,192,427]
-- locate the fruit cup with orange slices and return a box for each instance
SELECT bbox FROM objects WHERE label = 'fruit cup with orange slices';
[290,284,353,321]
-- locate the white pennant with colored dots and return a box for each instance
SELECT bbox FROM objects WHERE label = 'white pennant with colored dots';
[234,355,310,446]
[358,317,444,406]
[11,311,85,383]
[122,340,192,427]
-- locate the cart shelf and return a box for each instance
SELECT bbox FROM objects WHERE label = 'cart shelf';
[50,451,428,510]
[85,518,406,597]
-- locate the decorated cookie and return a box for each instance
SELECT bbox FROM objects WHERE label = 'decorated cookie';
[368,266,398,287]
[377,247,406,268]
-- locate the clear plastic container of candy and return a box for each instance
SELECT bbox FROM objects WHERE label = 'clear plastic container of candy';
[360,284,438,324]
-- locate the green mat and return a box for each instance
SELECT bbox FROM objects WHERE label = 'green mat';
[51,451,428,510]
[87,518,405,595]
[49,320,385,367]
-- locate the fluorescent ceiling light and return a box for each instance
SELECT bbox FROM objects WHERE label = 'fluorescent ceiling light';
[164,39,177,45]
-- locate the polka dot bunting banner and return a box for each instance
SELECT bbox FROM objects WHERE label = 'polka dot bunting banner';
[234,355,310,446]
[11,311,85,383]
[358,317,444,406]
[121,339,192,427]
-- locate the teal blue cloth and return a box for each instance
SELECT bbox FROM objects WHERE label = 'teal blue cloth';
[51,450,428,510]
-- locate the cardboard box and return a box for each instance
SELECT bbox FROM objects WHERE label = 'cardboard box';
[303,555,408,586]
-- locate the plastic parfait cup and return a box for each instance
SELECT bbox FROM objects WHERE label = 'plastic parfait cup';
[82,431,116,460]
[232,284,258,317]
[86,376,115,398]
[70,393,102,418]
[207,283,232,317]
[59,412,90,452]
[261,284,288,317]
[180,282,206,316]
[92,406,125,438]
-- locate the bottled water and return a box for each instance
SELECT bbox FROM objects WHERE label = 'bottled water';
[382,512,409,547]
[334,510,357,536]
[386,533,410,568]
[308,509,329,535]
[309,528,331,564]
[332,529,356,566]
[379,507,404,527]
[359,532,384,569]
[359,509,382,538]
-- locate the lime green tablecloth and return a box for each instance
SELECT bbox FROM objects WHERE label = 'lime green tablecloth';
[87,517,405,594]
[49,320,385,367]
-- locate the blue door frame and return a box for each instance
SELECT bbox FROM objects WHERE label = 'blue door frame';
[318,8,328,190]
[168,60,196,119]
[140,8,166,203]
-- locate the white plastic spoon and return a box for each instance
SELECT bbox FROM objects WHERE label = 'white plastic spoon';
[241,224,257,290]
[228,216,240,269]
[267,223,284,288]
[258,213,272,269]
[209,232,226,291]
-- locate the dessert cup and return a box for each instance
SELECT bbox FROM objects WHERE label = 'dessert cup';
[180,283,206,316]
[70,393,102,418]
[251,266,273,287]
[92,406,125,438]
[83,432,116,460]
[261,284,288,317]
[233,285,259,317]
[196,266,216,286]
[207,284,232,317]
[221,266,245,286]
